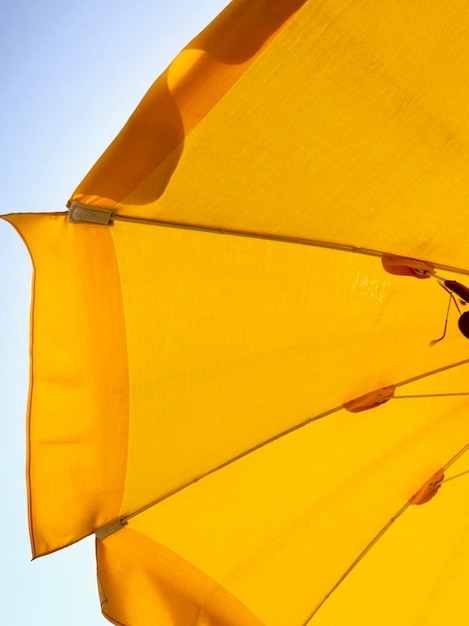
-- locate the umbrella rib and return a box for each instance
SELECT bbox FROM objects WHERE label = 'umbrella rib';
[394,358,469,389]
[442,441,469,470]
[442,469,469,484]
[112,213,469,277]
[392,392,469,399]
[302,441,469,624]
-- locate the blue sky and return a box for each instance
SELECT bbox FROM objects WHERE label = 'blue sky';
[0,1,228,623]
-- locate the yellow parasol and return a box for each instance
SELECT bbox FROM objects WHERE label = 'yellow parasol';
[3,1,469,623]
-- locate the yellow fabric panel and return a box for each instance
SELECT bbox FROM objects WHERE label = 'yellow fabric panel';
[6,0,469,622]
[109,219,469,518]
[69,0,306,210]
[309,454,469,626]
[7,208,469,575]
[97,529,264,626]
[70,0,469,271]
[2,213,129,557]
[123,391,467,626]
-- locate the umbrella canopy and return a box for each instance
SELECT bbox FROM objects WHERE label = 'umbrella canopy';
[3,0,469,624]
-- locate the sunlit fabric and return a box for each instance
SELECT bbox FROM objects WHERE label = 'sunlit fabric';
[69,0,469,272]
[4,0,469,624]
[4,213,129,556]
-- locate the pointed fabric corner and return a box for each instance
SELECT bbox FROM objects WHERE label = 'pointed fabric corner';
[3,212,129,557]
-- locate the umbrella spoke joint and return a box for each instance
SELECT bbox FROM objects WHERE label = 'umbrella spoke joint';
[95,517,128,540]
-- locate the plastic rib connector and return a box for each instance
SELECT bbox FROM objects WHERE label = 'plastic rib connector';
[382,255,435,278]
[409,469,444,505]
[343,385,396,412]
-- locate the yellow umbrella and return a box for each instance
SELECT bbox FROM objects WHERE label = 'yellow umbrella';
[3,0,469,623]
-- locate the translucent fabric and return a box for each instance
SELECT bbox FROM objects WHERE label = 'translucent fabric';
[4,0,469,624]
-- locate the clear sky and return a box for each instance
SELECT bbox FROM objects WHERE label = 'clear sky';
[0,1,228,623]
